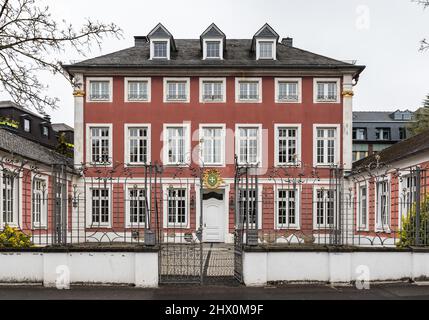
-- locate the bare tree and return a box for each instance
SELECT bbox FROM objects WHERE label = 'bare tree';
[0,0,122,113]
[414,0,429,51]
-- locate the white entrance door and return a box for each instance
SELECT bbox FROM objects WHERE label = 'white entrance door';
[203,194,225,243]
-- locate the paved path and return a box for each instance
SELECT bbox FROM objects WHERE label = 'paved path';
[1,283,429,300]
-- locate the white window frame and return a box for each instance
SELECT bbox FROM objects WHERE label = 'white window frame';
[235,78,263,103]
[86,184,112,228]
[124,184,151,228]
[375,178,391,232]
[162,185,190,229]
[313,124,341,167]
[150,39,170,60]
[274,78,302,103]
[163,123,191,166]
[163,77,190,103]
[275,185,301,230]
[124,77,151,103]
[86,77,113,103]
[274,124,302,166]
[237,186,263,230]
[124,124,151,166]
[86,123,113,166]
[356,182,369,231]
[235,124,263,167]
[203,39,223,60]
[313,186,336,229]
[198,124,226,167]
[199,78,226,103]
[313,78,341,104]
[256,39,277,60]
[31,174,48,229]
[0,169,20,228]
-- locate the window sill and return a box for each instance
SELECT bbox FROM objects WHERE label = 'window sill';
[32,226,48,230]
[275,100,301,104]
[276,226,301,231]
[236,99,262,104]
[125,100,150,103]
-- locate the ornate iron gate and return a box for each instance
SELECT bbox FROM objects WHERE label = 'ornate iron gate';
[233,159,259,283]
[52,164,68,245]
[157,166,204,284]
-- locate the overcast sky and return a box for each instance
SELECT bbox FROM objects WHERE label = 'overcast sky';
[1,0,429,126]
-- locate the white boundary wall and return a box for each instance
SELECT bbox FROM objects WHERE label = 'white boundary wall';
[243,250,429,286]
[0,251,158,288]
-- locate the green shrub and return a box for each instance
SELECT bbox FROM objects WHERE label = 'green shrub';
[398,195,429,247]
[0,225,33,248]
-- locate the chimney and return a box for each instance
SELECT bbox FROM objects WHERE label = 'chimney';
[43,115,51,123]
[134,36,148,47]
[281,37,293,47]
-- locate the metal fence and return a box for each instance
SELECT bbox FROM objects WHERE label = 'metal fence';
[1,153,429,283]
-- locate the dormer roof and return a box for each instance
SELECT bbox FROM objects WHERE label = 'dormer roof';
[200,23,226,39]
[251,23,279,51]
[147,23,176,51]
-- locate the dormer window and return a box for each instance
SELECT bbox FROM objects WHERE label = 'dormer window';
[147,23,176,61]
[258,41,274,59]
[201,23,226,60]
[206,41,221,59]
[24,119,31,132]
[42,126,49,137]
[252,23,279,61]
[153,41,168,59]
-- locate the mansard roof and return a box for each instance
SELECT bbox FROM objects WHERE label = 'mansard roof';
[65,38,364,76]
[352,129,429,171]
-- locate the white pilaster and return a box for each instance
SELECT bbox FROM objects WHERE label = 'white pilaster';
[73,73,84,166]
[342,74,354,172]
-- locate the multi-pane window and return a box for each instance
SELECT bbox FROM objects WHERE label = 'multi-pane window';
[238,189,258,226]
[127,188,147,226]
[2,172,15,225]
[239,81,259,101]
[259,41,273,59]
[90,127,110,164]
[358,186,367,229]
[166,81,187,101]
[353,128,367,140]
[24,119,31,132]
[206,41,220,58]
[278,81,299,102]
[375,128,391,141]
[238,127,259,165]
[89,80,110,101]
[316,82,338,102]
[127,127,149,164]
[316,128,336,165]
[201,127,223,165]
[277,189,298,228]
[32,178,47,228]
[91,189,110,225]
[277,127,298,165]
[166,127,186,164]
[376,181,390,230]
[315,189,335,228]
[153,41,167,58]
[167,188,187,226]
[127,81,148,101]
[202,81,223,101]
